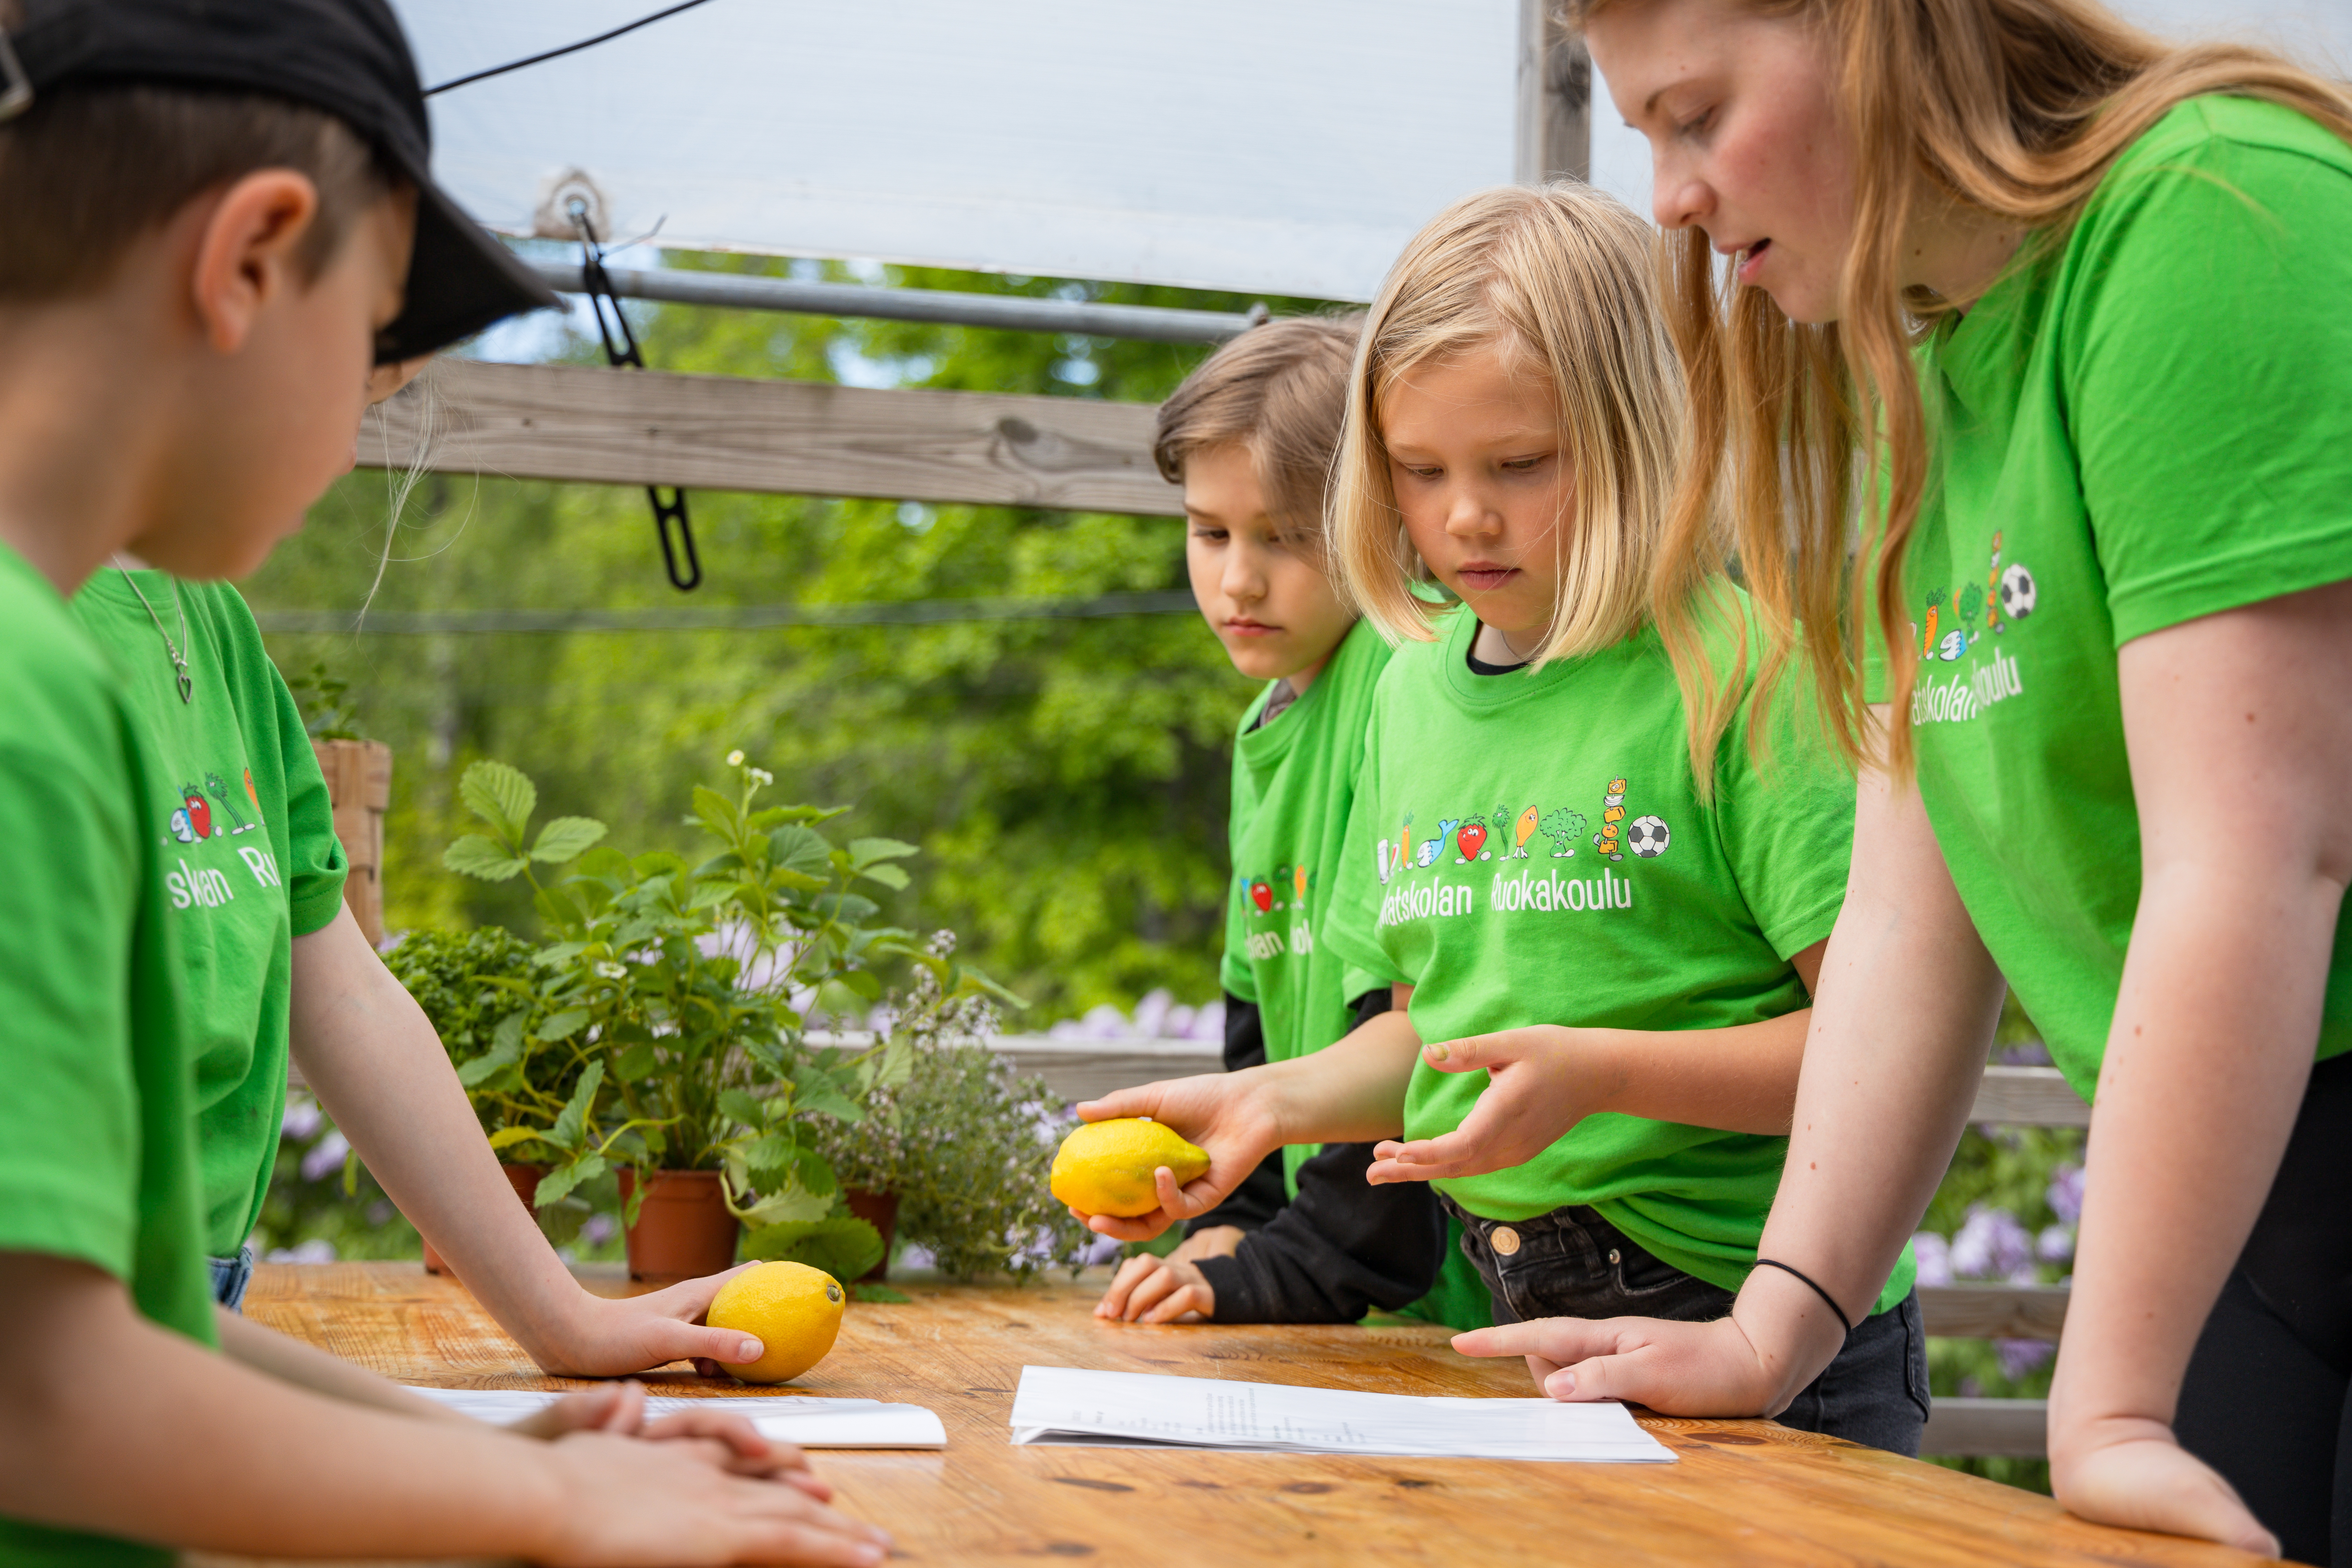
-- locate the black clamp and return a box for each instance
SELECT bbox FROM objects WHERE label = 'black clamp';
[572,201,702,592]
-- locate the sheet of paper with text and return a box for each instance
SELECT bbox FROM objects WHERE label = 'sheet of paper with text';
[1009,1365,1674,1463]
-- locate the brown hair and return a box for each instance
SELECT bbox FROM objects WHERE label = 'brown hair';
[1568,0,2352,773]
[1330,184,1686,682]
[0,81,397,301]
[1154,314,1366,556]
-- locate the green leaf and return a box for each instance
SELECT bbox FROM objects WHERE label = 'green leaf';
[612,1040,659,1082]
[530,815,608,864]
[857,862,910,891]
[486,1126,543,1152]
[690,785,740,839]
[459,760,536,841]
[732,1185,835,1227]
[532,1152,605,1208]
[717,1088,768,1128]
[847,836,919,869]
[740,1216,883,1282]
[443,835,531,882]
[547,1060,606,1150]
[768,824,831,878]
[813,892,880,924]
[454,1040,519,1087]
[534,1008,591,1042]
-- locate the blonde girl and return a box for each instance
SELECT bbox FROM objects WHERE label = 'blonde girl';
[1434,0,2352,1557]
[1070,183,1930,1452]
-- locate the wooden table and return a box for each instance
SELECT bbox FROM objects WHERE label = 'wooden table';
[221,1263,2267,1567]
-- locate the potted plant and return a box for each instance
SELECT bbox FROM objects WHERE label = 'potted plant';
[381,926,582,1272]
[813,956,1094,1283]
[440,752,1014,1280]
[288,662,393,947]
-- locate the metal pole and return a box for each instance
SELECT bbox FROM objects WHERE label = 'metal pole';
[530,261,1269,344]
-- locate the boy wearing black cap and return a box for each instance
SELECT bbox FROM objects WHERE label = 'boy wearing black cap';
[0,2,889,1563]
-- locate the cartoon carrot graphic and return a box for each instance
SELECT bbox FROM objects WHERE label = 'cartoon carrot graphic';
[1513,804,1539,859]
[1922,587,1946,655]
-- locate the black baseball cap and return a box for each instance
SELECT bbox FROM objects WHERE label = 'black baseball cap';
[0,0,560,361]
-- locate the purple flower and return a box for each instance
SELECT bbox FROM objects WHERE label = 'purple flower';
[301,1129,351,1183]
[1911,1231,1953,1287]
[898,1243,937,1272]
[1132,989,1173,1038]
[2036,1224,2074,1264]
[280,1095,325,1141]
[1189,1000,1225,1041]
[1950,1204,2033,1280]
[1080,1234,1124,1269]
[1996,1337,2054,1379]
[582,1214,618,1246]
[2046,1163,2085,1225]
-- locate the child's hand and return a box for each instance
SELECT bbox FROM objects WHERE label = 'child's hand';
[1094,1227,1243,1324]
[508,1380,830,1497]
[535,1427,889,1567]
[2051,1422,2280,1557]
[1068,1075,1279,1242]
[1368,1025,1601,1182]
[1451,1313,1785,1414]
[529,1264,782,1380]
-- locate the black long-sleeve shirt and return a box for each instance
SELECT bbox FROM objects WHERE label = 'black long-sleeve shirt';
[1185,989,1446,1323]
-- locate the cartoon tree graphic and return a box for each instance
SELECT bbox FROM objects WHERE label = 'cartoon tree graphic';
[1957,587,1982,633]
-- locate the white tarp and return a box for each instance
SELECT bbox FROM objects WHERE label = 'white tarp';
[1590,0,2352,224]
[399,0,1530,304]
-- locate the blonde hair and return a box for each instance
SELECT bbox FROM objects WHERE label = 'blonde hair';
[1331,183,1686,690]
[1154,314,1365,560]
[1566,0,2352,773]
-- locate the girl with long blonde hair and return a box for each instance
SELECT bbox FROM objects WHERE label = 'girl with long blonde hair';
[1403,0,2352,1556]
[1069,182,1933,1451]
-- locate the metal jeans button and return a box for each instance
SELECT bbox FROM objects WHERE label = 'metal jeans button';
[1491,1226,1522,1257]
[1607,1248,1621,1266]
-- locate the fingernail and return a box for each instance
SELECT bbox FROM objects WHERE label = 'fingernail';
[739,1337,764,1360]
[1549,1371,1575,1398]
[1426,1042,1449,1062]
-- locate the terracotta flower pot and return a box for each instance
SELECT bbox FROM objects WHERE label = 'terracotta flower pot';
[619,1168,740,1280]
[422,1163,545,1276]
[842,1188,899,1282]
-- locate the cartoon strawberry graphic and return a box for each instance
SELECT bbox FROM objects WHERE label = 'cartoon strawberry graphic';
[1456,821,1488,862]
[1250,881,1274,914]
[181,784,212,840]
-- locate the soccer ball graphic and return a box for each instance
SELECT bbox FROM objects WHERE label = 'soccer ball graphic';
[1999,563,2037,621]
[1627,816,1671,858]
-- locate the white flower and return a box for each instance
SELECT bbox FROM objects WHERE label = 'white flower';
[749,767,773,785]
[595,961,628,981]
[726,749,746,767]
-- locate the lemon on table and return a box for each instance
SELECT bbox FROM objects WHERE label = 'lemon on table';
[1051,1117,1211,1218]
[706,1261,846,1384]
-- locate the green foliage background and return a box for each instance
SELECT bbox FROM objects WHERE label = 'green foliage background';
[248,254,1335,1018]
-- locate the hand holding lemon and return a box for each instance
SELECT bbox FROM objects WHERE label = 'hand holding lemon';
[705,1262,847,1384]
[1053,1071,1280,1241]
[1051,1118,1211,1217]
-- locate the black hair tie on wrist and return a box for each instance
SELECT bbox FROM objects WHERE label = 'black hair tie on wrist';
[1753,1258,1854,1337]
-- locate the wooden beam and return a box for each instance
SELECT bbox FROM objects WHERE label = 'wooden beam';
[1970,1065,2090,1128]
[359,357,1183,516]
[1919,1283,2070,1342]
[1921,1398,2049,1459]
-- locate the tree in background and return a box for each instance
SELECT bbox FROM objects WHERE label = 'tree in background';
[251,256,1334,1018]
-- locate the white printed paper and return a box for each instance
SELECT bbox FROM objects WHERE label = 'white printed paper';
[406,1385,946,1448]
[1008,1366,1673,1464]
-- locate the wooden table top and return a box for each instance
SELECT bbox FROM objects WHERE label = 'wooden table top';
[216,1262,2266,1568]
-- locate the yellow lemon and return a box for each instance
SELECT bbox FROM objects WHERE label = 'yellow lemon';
[706,1261,846,1385]
[1051,1117,1211,1218]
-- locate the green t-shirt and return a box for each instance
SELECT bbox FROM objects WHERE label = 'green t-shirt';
[1885,97,2352,1100]
[73,572,349,1255]
[1218,618,1492,1329]
[1325,605,1912,1312]
[0,547,218,1568]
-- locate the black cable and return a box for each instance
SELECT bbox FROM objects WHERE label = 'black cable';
[424,0,719,97]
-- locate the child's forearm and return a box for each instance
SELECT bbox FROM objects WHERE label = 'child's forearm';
[1575,1008,1813,1136]
[1257,995,1423,1145]
[289,911,590,1359]
[213,1306,469,1421]
[0,1254,562,1559]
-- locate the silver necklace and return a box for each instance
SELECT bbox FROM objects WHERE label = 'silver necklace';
[117,567,192,703]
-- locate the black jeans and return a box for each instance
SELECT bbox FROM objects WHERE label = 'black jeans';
[2175,1050,2352,1567]
[1443,1196,1931,1457]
